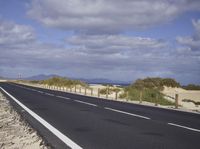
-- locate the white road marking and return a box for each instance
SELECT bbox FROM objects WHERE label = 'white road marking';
[0,87,82,149]
[74,100,97,107]
[57,96,70,100]
[104,107,150,120]
[168,123,200,133]
[45,93,54,96]
[37,91,43,93]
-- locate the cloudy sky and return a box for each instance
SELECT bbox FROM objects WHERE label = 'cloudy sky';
[0,0,200,85]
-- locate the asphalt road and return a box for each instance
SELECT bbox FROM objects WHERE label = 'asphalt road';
[0,82,200,149]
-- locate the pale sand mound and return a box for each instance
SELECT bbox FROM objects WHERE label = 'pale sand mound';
[162,86,200,110]
[0,92,49,149]
[0,80,7,82]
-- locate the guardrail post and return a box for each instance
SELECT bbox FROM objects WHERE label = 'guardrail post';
[75,85,77,93]
[98,88,100,98]
[91,88,93,96]
[70,86,72,92]
[139,90,142,103]
[79,87,81,93]
[126,91,129,101]
[115,91,118,100]
[85,87,87,95]
[175,94,179,109]
[155,93,158,106]
[106,87,108,99]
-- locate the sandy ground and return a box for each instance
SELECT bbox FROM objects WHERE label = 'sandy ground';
[162,86,200,110]
[0,92,49,149]
[0,80,7,82]
[37,83,123,99]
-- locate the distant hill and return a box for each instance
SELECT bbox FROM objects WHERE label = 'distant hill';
[0,76,4,79]
[23,74,130,85]
[24,74,59,80]
[77,78,130,86]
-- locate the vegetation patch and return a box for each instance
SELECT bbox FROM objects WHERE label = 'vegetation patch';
[182,84,200,90]
[99,87,121,95]
[119,77,178,105]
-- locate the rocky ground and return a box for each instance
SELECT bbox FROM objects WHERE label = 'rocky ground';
[0,92,50,149]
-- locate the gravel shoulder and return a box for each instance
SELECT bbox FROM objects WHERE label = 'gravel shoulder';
[0,92,50,149]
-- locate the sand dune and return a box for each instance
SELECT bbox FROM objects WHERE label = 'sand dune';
[162,86,200,110]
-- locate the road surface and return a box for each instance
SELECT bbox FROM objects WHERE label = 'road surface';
[0,82,200,149]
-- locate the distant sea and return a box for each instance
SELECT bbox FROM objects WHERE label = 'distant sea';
[89,82,130,87]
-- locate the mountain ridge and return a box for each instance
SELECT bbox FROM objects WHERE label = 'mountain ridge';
[23,74,130,85]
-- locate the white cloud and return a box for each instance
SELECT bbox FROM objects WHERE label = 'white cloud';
[0,20,35,45]
[0,19,199,84]
[67,34,167,55]
[192,19,200,33]
[27,0,200,33]
[177,19,200,52]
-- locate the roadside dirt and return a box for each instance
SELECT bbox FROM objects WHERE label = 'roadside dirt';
[0,92,50,149]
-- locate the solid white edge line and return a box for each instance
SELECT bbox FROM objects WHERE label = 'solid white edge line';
[74,100,97,107]
[168,123,200,133]
[0,87,82,149]
[104,107,150,120]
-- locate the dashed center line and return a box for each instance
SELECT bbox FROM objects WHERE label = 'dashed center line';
[168,123,200,133]
[104,107,150,120]
[45,93,54,96]
[57,96,70,100]
[74,100,97,107]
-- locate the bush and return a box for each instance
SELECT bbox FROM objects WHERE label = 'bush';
[99,87,121,95]
[99,88,111,95]
[119,92,127,99]
[132,77,180,90]
[182,84,200,90]
[111,88,121,93]
[119,77,178,105]
[126,88,174,105]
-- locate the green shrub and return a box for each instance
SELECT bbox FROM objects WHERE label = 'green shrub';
[182,84,200,90]
[119,92,127,98]
[99,87,121,95]
[126,88,174,105]
[119,77,178,105]
[99,88,111,95]
[111,88,121,93]
[132,77,180,91]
